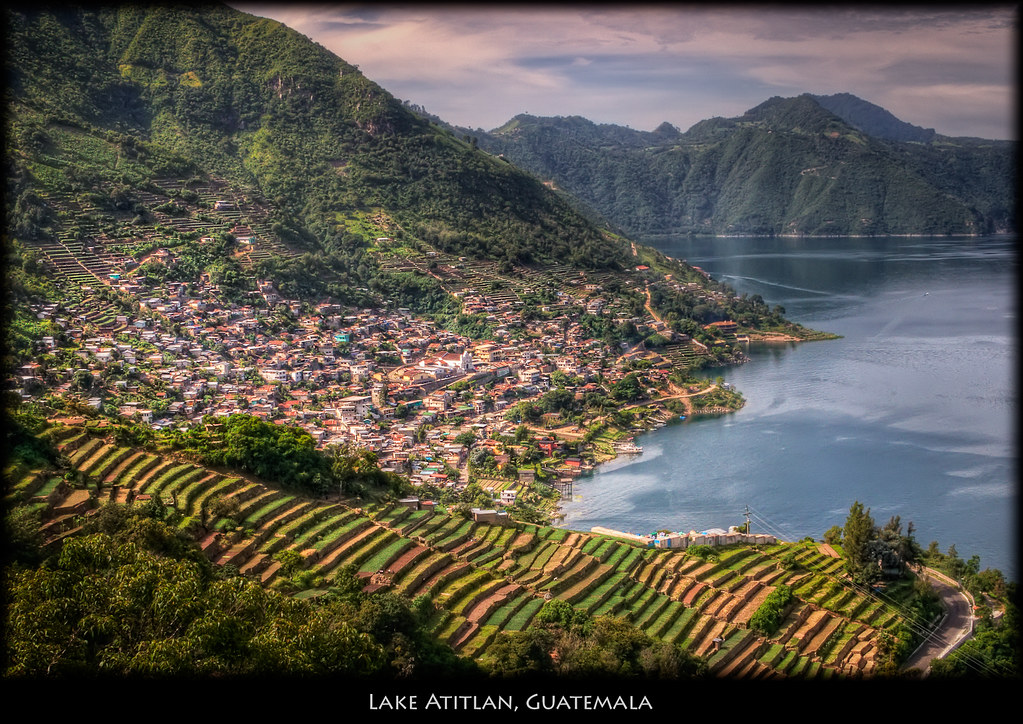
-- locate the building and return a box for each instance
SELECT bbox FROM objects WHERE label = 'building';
[337,395,372,421]
[471,508,512,526]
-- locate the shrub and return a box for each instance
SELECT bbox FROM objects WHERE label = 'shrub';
[687,545,716,561]
[749,584,794,636]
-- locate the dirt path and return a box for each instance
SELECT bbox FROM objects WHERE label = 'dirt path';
[643,282,665,325]
[746,332,803,343]
[521,383,724,444]
[622,384,718,415]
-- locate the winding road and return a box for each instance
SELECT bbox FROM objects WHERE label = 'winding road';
[901,566,975,674]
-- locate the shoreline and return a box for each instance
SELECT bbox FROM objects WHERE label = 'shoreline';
[546,388,744,525]
[542,327,840,526]
[745,333,803,343]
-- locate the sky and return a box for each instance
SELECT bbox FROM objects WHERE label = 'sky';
[231,4,1018,140]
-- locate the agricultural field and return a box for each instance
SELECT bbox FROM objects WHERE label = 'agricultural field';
[18,422,915,679]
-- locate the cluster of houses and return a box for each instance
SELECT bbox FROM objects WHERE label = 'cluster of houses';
[591,526,777,550]
[16,266,677,487]
[14,226,753,514]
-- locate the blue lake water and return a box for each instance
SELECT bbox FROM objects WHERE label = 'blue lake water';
[557,235,1017,580]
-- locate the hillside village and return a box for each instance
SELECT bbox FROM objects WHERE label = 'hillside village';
[11,175,763,517]
[9,181,913,680]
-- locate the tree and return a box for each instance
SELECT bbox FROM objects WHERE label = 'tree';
[843,500,877,583]
[610,372,642,402]
[749,584,793,636]
[6,505,45,566]
[468,446,494,472]
[900,520,923,568]
[332,443,382,497]
[824,525,843,545]
[72,369,93,392]
[275,549,304,578]
[483,627,556,677]
[946,544,967,579]
[534,598,583,629]
[207,494,241,527]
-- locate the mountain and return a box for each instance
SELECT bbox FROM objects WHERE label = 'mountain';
[811,93,935,143]
[472,94,1015,238]
[4,3,631,281]
[7,3,834,377]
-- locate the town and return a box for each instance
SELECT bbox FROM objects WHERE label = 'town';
[11,180,757,521]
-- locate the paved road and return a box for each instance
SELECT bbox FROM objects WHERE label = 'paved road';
[901,567,974,674]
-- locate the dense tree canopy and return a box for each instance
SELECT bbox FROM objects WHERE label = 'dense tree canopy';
[5,523,386,677]
[173,414,408,498]
[482,599,706,679]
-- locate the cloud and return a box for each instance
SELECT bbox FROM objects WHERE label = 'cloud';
[231,4,1017,138]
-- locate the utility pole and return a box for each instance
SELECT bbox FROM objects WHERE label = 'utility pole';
[744,504,752,536]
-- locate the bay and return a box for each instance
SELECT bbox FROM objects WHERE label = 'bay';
[557,235,1017,580]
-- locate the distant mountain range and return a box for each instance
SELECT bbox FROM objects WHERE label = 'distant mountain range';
[461,94,1015,238]
[810,93,936,143]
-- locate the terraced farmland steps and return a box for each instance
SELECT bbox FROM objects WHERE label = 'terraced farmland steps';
[33,425,908,678]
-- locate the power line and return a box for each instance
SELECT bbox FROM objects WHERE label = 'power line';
[841,576,1001,678]
[746,504,803,542]
[741,504,999,677]
[637,501,997,676]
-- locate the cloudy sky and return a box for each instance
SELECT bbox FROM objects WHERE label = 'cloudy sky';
[232,4,1017,140]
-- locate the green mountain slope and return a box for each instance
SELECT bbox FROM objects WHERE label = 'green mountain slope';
[811,93,935,143]
[473,94,1015,238]
[5,4,629,271]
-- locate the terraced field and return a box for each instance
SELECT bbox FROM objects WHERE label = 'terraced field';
[25,174,299,295]
[25,423,912,678]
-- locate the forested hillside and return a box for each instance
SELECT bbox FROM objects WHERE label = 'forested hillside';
[471,94,1015,238]
[5,4,630,274]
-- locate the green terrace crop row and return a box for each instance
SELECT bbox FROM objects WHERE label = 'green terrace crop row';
[5,428,78,505]
[600,544,895,674]
[30,173,300,291]
[36,424,904,677]
[30,247,122,289]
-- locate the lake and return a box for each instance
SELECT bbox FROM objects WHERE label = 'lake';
[557,235,1016,580]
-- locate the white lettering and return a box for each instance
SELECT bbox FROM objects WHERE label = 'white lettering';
[368,694,417,710]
